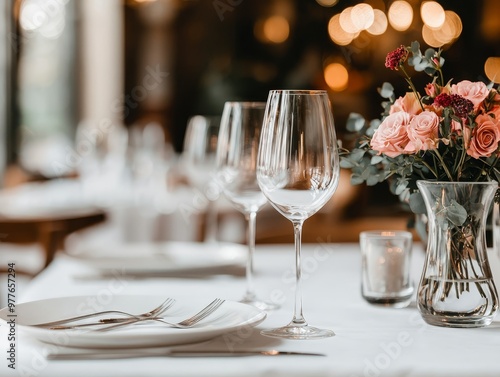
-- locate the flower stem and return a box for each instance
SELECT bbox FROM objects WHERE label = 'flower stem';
[400,65,425,112]
[434,149,454,181]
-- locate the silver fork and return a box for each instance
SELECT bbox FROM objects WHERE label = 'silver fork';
[95,298,225,332]
[33,298,176,328]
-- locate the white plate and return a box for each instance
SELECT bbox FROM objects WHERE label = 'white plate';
[0,295,266,348]
[68,241,247,274]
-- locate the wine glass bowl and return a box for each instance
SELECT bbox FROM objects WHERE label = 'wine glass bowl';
[216,101,278,310]
[257,90,340,338]
[182,115,222,242]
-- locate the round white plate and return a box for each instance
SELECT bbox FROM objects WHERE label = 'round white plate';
[0,295,266,348]
[68,241,247,274]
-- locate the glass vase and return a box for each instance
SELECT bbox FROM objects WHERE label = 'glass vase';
[416,181,499,328]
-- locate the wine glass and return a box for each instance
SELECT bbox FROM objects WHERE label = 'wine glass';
[216,102,279,310]
[183,115,221,242]
[256,90,340,339]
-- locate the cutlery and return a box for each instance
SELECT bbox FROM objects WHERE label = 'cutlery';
[94,298,225,332]
[46,299,224,331]
[33,298,176,328]
[48,349,326,360]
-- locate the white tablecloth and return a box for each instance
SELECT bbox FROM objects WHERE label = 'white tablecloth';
[2,243,500,377]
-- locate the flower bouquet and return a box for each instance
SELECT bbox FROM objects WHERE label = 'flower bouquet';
[341,41,500,327]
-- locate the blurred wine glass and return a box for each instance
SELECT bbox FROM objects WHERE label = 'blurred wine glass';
[183,115,221,242]
[257,90,340,338]
[129,122,174,214]
[216,101,278,310]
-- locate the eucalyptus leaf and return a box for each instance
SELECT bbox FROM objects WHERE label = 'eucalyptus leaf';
[378,82,394,99]
[370,155,384,164]
[424,48,435,59]
[346,113,366,132]
[410,41,421,54]
[340,159,356,169]
[408,56,422,67]
[446,200,468,226]
[351,174,364,185]
[424,67,437,76]
[414,60,430,72]
[409,192,426,214]
[394,180,408,195]
[366,174,380,186]
[350,148,366,162]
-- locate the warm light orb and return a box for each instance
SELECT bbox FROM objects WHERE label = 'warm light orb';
[428,10,461,46]
[316,0,339,7]
[367,9,388,35]
[422,24,442,47]
[421,1,445,29]
[340,7,361,34]
[324,63,349,91]
[388,1,413,31]
[328,14,358,46]
[262,16,290,44]
[444,10,462,40]
[485,57,500,83]
[351,3,375,31]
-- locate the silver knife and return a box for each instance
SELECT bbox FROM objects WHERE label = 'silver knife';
[48,349,325,360]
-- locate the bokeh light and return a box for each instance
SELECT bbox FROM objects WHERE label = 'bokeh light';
[316,0,339,7]
[340,7,360,34]
[367,9,388,35]
[485,57,500,83]
[328,14,358,46]
[388,1,413,31]
[421,1,445,29]
[324,63,349,91]
[254,15,290,44]
[263,16,289,44]
[351,3,375,31]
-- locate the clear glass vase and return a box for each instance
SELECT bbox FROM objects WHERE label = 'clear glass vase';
[416,181,499,328]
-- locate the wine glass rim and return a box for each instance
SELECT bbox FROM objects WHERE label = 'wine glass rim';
[269,89,327,95]
[224,101,267,108]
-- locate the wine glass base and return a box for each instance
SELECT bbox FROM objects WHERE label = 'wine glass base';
[240,297,280,311]
[260,324,335,340]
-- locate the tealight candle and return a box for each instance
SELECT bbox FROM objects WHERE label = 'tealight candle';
[360,230,413,308]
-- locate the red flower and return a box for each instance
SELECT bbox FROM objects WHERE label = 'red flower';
[434,93,474,118]
[434,93,452,107]
[450,95,474,118]
[385,45,409,71]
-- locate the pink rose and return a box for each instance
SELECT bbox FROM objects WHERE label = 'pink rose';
[405,111,440,152]
[451,80,489,111]
[489,106,500,120]
[371,112,412,158]
[390,92,422,115]
[467,114,500,159]
[425,83,437,97]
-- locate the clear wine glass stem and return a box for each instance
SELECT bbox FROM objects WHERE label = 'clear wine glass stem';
[204,200,218,243]
[292,220,307,326]
[243,211,257,302]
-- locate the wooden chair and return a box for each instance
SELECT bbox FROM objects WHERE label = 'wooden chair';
[0,209,106,276]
